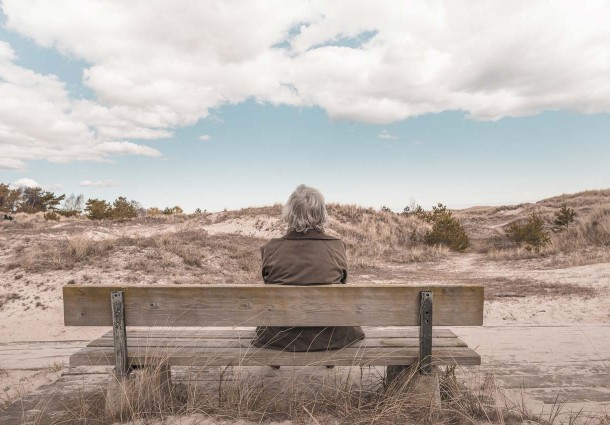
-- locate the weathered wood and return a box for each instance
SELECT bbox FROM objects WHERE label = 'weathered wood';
[63,284,484,327]
[96,327,459,339]
[87,336,468,349]
[111,291,128,376]
[419,291,433,374]
[70,345,481,367]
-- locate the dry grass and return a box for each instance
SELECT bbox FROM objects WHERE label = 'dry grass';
[0,292,23,310]
[3,204,450,283]
[482,206,610,267]
[4,229,264,283]
[327,204,446,269]
[213,204,283,222]
[32,361,609,425]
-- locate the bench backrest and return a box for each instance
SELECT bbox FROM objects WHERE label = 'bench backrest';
[63,284,483,327]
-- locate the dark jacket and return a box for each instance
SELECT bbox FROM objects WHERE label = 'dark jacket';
[251,229,365,351]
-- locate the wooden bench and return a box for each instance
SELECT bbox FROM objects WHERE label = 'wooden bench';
[64,284,483,414]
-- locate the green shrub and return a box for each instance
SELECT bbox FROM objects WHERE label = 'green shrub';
[553,205,577,232]
[425,213,469,252]
[505,213,550,249]
[410,203,470,252]
[85,198,111,220]
[43,211,60,221]
[109,196,138,220]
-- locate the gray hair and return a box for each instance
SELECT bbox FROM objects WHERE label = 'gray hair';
[283,184,328,233]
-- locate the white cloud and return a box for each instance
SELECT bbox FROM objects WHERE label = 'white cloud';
[2,0,610,169]
[11,178,40,188]
[198,134,211,141]
[80,180,119,187]
[0,41,162,170]
[10,178,62,190]
[378,129,397,140]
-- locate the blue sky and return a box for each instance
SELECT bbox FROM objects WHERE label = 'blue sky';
[1,2,610,212]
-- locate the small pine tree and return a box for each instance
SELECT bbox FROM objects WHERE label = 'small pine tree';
[19,187,65,213]
[85,199,111,220]
[553,205,577,232]
[109,197,138,220]
[172,206,184,214]
[0,183,21,213]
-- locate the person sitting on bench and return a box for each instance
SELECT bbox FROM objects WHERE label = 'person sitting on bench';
[252,184,365,352]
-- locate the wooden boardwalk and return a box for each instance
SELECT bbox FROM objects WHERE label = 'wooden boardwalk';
[1,325,609,423]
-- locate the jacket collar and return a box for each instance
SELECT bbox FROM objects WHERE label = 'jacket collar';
[282,229,339,240]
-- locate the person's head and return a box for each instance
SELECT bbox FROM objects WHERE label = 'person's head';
[283,184,328,233]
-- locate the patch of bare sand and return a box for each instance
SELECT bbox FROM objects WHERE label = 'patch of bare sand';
[205,215,283,239]
[0,367,63,411]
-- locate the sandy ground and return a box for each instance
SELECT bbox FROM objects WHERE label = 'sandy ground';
[1,253,608,344]
[1,211,609,422]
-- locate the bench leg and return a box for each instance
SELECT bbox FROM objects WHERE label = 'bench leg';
[386,365,441,422]
[105,371,135,421]
[105,364,174,420]
[410,366,441,422]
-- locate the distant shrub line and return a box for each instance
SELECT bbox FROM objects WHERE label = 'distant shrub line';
[1,182,187,221]
[3,181,595,257]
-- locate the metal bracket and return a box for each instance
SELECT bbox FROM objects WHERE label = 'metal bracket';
[111,290,128,376]
[419,291,433,375]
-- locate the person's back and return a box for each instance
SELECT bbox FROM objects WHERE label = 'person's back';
[251,185,365,352]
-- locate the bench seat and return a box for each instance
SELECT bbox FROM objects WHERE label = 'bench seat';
[70,327,480,367]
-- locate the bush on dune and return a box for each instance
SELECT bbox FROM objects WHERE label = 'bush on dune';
[505,213,550,250]
[403,203,470,252]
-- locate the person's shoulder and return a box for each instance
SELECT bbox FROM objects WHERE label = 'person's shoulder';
[261,237,285,252]
[264,237,286,246]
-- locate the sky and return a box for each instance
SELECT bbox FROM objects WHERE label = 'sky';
[1,1,610,212]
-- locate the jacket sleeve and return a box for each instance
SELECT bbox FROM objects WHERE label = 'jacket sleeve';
[340,240,348,284]
[260,245,269,284]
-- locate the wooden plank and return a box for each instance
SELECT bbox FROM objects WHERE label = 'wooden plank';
[87,337,468,349]
[0,340,84,370]
[419,291,433,374]
[111,290,128,376]
[98,327,459,339]
[70,345,481,367]
[63,284,484,327]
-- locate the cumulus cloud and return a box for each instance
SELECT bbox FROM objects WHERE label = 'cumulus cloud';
[2,0,610,168]
[80,179,119,187]
[378,130,397,140]
[11,177,40,188]
[198,134,211,141]
[0,41,162,170]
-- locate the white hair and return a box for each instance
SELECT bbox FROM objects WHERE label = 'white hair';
[283,184,328,233]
